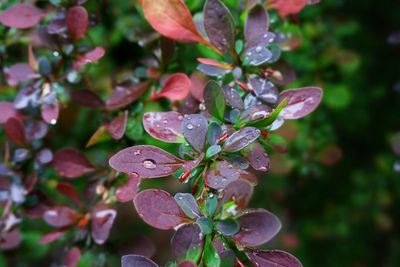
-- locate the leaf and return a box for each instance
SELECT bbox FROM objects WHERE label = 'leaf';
[67,6,89,40]
[246,250,303,267]
[53,149,94,178]
[106,82,149,110]
[190,72,208,102]
[223,127,261,152]
[244,46,273,66]
[172,223,203,258]
[279,87,323,119]
[153,73,191,101]
[70,89,105,108]
[245,5,270,49]
[141,0,207,44]
[220,180,253,210]
[4,63,39,86]
[38,230,67,244]
[109,145,185,178]
[0,4,45,29]
[91,204,117,245]
[239,105,272,124]
[41,102,59,125]
[215,219,240,236]
[205,145,221,160]
[232,209,281,247]
[121,255,159,267]
[182,114,208,152]
[204,0,236,53]
[197,63,232,77]
[116,173,141,203]
[65,247,81,267]
[223,86,244,110]
[134,189,188,230]
[249,77,279,104]
[197,58,233,70]
[73,47,106,69]
[143,111,184,143]
[56,182,81,206]
[251,99,288,128]
[106,110,128,140]
[207,122,223,145]
[205,160,240,189]
[86,126,111,148]
[43,206,79,227]
[205,194,217,217]
[242,142,270,172]
[204,81,226,121]
[0,101,18,124]
[203,235,220,267]
[196,217,214,234]
[174,193,203,219]
[177,261,197,267]
[392,132,400,156]
[268,0,308,17]
[4,117,26,146]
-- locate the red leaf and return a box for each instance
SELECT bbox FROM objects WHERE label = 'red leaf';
[141,0,208,44]
[0,101,18,124]
[106,82,149,110]
[0,229,21,250]
[232,209,281,248]
[65,247,81,267]
[205,160,240,189]
[220,180,253,210]
[43,206,80,227]
[109,145,185,178]
[56,182,81,206]
[171,223,202,258]
[268,0,308,17]
[4,117,26,146]
[182,114,208,152]
[0,4,45,29]
[279,87,323,120]
[190,72,208,102]
[41,102,59,125]
[197,58,233,70]
[73,47,105,69]
[106,110,128,140]
[143,111,184,143]
[53,148,94,178]
[153,73,191,101]
[91,204,117,245]
[246,250,303,267]
[4,63,39,86]
[67,6,89,40]
[70,89,105,108]
[116,173,141,203]
[133,189,188,230]
[38,230,67,244]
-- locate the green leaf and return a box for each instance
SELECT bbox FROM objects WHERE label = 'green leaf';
[216,219,240,236]
[203,235,221,267]
[206,145,222,160]
[251,98,288,128]
[204,81,226,122]
[196,217,214,234]
[205,194,218,217]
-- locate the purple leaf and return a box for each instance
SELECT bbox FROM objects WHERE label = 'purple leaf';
[197,63,232,77]
[109,145,185,178]
[73,47,105,69]
[0,101,18,124]
[0,4,45,29]
[106,110,128,140]
[232,209,281,247]
[121,255,158,267]
[220,179,253,210]
[177,261,197,267]
[182,114,208,152]
[91,204,117,245]
[223,127,261,152]
[43,206,79,227]
[245,5,271,49]
[65,247,81,267]
[249,77,279,104]
[0,229,21,249]
[38,230,66,244]
[143,111,184,143]
[116,173,141,203]
[244,46,273,66]
[53,149,94,178]
[106,82,149,110]
[279,87,323,119]
[70,89,105,108]
[66,6,89,40]
[242,142,270,172]
[240,105,271,123]
[223,86,244,110]
[35,147,53,164]
[204,0,236,54]
[174,193,203,219]
[171,223,203,258]
[205,160,240,189]
[4,117,26,146]
[41,102,59,125]
[4,63,39,86]
[133,189,188,230]
[190,72,208,102]
[246,250,303,267]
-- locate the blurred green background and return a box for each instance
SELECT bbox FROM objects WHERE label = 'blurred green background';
[1,0,400,266]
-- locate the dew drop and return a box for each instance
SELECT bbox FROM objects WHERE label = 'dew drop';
[247,51,252,56]
[199,103,206,111]
[134,150,141,155]
[163,120,168,124]
[256,46,262,53]
[186,123,194,130]
[178,115,184,120]
[50,119,57,125]
[142,160,156,169]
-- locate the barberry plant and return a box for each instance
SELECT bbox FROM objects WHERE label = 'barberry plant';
[0,0,322,266]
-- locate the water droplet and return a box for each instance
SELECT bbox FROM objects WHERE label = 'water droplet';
[256,46,262,53]
[142,160,156,169]
[186,123,194,130]
[163,120,168,124]
[134,150,141,155]
[199,103,206,111]
[50,119,57,125]
[178,196,183,200]
[178,115,183,120]
[247,51,252,56]
[52,51,60,57]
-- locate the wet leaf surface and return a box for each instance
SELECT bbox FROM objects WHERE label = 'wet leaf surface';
[143,111,184,143]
